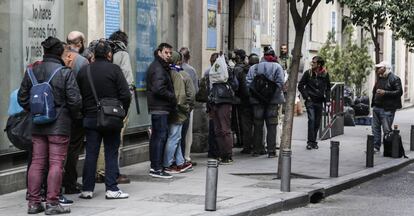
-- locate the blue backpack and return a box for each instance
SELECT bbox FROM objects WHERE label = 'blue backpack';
[27,66,63,124]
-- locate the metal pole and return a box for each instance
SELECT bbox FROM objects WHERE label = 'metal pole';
[366,135,374,167]
[205,159,219,211]
[280,149,291,192]
[330,141,340,177]
[410,125,414,151]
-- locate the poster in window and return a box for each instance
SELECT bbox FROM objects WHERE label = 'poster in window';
[136,0,157,91]
[207,0,217,49]
[22,0,64,67]
[104,0,121,38]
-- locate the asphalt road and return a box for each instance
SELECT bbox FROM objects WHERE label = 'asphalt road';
[272,162,414,216]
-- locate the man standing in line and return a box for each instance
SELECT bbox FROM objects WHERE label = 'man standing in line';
[146,43,176,178]
[246,47,285,158]
[179,47,198,165]
[298,56,331,150]
[61,31,89,195]
[371,61,402,152]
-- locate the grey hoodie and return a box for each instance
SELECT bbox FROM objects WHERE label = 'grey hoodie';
[112,41,134,87]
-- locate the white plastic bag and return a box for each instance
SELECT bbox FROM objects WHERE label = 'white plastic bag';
[209,54,228,84]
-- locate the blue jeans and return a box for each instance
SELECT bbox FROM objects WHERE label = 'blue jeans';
[82,117,120,192]
[150,114,169,171]
[163,124,185,168]
[372,107,395,149]
[305,101,323,144]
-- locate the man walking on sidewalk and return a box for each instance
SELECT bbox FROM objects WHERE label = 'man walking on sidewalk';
[298,56,331,150]
[146,43,176,178]
[371,61,402,152]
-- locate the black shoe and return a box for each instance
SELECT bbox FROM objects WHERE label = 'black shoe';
[268,152,277,158]
[28,204,45,214]
[306,144,312,150]
[63,186,81,194]
[240,148,251,154]
[45,203,71,215]
[312,144,319,149]
[59,195,73,206]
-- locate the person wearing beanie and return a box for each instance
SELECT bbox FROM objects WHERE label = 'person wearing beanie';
[246,46,285,158]
[163,51,195,174]
[18,36,82,214]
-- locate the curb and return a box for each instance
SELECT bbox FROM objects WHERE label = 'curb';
[197,155,414,216]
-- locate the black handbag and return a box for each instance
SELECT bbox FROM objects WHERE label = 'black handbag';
[4,111,32,151]
[87,66,125,132]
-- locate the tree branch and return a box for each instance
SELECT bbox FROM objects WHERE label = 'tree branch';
[305,0,322,25]
[289,0,303,30]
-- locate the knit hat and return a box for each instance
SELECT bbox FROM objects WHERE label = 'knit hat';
[171,51,182,65]
[41,37,64,56]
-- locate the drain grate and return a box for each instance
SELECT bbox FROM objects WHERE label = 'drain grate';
[128,174,184,182]
[144,193,232,205]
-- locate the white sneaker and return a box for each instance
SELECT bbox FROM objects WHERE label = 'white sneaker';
[105,190,129,199]
[79,191,93,199]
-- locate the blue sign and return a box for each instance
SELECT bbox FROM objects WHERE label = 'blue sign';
[136,0,157,91]
[207,0,217,49]
[104,0,121,38]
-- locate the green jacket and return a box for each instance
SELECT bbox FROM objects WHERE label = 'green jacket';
[169,69,195,124]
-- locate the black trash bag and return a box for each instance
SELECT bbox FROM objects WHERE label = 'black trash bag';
[354,96,369,106]
[344,86,354,106]
[4,111,32,151]
[353,103,370,116]
[344,106,355,126]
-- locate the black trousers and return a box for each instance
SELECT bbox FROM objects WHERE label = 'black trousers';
[62,120,85,188]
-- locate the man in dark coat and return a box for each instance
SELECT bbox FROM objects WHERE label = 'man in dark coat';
[371,61,403,152]
[18,36,82,214]
[146,43,176,178]
[298,56,331,150]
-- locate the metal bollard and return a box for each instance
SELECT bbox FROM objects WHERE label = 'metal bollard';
[366,135,374,167]
[280,149,291,192]
[330,141,340,177]
[205,159,219,211]
[410,125,414,151]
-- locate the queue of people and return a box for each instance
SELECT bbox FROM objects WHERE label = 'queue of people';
[13,27,403,214]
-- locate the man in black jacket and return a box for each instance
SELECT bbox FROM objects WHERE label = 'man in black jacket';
[146,43,176,178]
[371,61,403,152]
[18,37,82,214]
[298,56,331,150]
[77,40,131,199]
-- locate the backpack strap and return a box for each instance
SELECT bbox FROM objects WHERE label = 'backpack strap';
[27,68,38,85]
[47,66,64,83]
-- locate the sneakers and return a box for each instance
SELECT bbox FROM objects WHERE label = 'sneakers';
[306,143,319,150]
[220,158,233,165]
[58,195,73,206]
[45,203,70,215]
[105,190,129,199]
[28,203,45,214]
[177,162,193,173]
[164,166,180,174]
[149,169,173,179]
[306,144,312,150]
[79,191,93,199]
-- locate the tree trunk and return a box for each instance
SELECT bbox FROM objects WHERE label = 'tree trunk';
[277,28,305,177]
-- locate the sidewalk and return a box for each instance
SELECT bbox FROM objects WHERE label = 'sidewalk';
[1,108,413,216]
